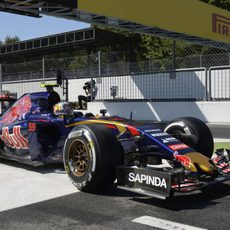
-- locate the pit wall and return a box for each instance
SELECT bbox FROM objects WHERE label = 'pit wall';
[87,101,230,123]
[2,69,230,123]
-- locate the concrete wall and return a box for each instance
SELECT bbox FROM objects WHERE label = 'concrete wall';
[87,101,230,123]
[2,78,91,102]
[3,68,230,101]
[95,70,207,100]
[2,69,230,123]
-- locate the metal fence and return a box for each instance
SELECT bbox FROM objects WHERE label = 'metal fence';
[2,52,230,81]
[209,66,230,101]
[1,67,230,102]
[96,68,207,101]
[1,51,230,101]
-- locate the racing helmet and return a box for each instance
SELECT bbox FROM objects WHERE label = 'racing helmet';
[53,102,73,116]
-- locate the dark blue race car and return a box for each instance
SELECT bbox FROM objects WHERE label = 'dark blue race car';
[0,91,229,199]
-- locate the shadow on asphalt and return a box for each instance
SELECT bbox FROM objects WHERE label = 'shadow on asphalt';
[1,185,229,230]
[0,158,65,174]
[130,183,230,210]
[9,182,228,213]
[1,159,230,211]
[95,182,230,211]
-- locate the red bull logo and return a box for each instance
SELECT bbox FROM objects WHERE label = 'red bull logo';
[0,126,28,149]
[174,153,192,168]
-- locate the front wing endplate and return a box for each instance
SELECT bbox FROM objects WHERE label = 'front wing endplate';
[117,166,171,199]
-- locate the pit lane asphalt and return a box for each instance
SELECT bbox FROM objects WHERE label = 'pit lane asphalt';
[0,124,230,230]
[0,161,230,230]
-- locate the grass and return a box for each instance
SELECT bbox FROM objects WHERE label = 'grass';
[214,142,230,152]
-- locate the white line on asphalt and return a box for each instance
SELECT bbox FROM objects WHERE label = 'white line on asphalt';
[132,216,207,230]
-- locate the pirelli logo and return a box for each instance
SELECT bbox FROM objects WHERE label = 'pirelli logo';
[212,13,230,37]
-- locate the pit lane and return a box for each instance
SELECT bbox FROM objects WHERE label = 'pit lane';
[0,125,230,230]
[1,160,230,229]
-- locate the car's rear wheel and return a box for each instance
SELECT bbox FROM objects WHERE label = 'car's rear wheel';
[164,117,214,158]
[64,124,122,192]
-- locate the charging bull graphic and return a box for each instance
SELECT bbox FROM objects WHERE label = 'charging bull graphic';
[0,126,28,149]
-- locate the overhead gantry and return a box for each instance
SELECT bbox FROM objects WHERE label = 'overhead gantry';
[0,0,229,49]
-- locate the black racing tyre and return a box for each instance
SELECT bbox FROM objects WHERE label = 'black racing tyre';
[164,117,214,158]
[64,124,122,193]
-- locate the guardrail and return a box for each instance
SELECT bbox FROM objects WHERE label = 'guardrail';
[1,66,230,102]
[208,66,230,101]
[95,68,207,101]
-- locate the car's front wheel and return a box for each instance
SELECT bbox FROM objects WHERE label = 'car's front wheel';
[164,117,214,158]
[64,124,122,193]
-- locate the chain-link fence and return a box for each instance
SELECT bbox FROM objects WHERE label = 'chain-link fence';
[3,60,43,81]
[2,67,230,101]
[2,51,230,82]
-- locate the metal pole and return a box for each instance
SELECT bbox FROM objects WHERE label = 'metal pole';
[172,41,176,70]
[90,78,93,102]
[0,64,2,92]
[65,77,69,102]
[98,51,101,76]
[204,68,208,101]
[229,52,230,65]
[208,68,212,101]
[42,58,45,80]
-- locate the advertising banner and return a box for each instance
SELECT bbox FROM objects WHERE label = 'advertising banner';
[78,0,230,44]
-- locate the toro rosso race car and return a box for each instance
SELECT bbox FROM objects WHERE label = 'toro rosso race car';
[0,90,230,199]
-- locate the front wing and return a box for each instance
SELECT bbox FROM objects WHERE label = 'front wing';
[117,166,230,199]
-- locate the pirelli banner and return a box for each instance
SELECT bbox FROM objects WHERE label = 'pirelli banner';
[77,0,230,44]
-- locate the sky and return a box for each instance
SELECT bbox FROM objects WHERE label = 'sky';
[0,12,90,42]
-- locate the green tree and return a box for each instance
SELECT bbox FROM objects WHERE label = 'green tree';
[4,35,20,44]
[200,0,230,10]
[140,36,172,59]
[138,0,229,70]
[91,25,143,62]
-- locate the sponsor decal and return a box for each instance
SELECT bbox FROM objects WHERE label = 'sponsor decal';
[174,153,192,168]
[151,132,169,137]
[144,129,161,133]
[0,126,28,149]
[128,172,167,188]
[117,166,171,195]
[68,130,83,139]
[161,137,177,143]
[168,143,189,151]
[212,13,230,37]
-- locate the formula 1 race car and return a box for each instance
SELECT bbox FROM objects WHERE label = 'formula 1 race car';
[0,91,229,199]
